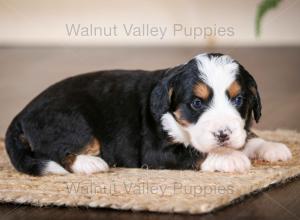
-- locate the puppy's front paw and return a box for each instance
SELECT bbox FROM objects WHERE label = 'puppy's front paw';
[257,141,292,162]
[201,148,251,173]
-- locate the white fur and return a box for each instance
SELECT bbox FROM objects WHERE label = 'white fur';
[195,54,238,91]
[201,149,251,173]
[71,155,109,174]
[43,161,69,175]
[161,54,246,153]
[161,113,190,146]
[243,138,292,162]
[190,54,246,152]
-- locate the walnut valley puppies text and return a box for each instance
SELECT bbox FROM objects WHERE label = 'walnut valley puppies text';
[65,23,235,40]
[65,181,235,197]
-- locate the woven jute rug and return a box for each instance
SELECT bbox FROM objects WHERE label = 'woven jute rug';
[0,130,300,214]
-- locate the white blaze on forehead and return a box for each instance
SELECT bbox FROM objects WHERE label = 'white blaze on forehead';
[195,54,239,98]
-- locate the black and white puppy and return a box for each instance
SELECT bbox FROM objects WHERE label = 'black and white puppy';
[5,53,292,176]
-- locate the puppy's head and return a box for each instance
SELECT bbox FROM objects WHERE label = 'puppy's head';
[150,53,262,153]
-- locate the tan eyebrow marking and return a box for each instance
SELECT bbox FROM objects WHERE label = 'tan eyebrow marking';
[193,82,210,99]
[228,81,241,98]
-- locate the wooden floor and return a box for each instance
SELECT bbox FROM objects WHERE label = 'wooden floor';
[0,46,299,219]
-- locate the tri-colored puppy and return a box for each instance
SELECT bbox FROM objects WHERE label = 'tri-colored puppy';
[5,53,292,176]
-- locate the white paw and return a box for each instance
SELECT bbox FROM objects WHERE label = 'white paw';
[43,161,69,175]
[71,155,109,174]
[257,141,292,162]
[201,148,251,173]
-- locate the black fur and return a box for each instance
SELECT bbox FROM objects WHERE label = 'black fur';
[5,54,261,176]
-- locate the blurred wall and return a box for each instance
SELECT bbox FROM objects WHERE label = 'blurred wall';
[0,0,299,47]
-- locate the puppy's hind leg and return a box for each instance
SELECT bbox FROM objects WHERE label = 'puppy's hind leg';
[69,155,109,174]
[70,138,109,174]
[44,137,109,175]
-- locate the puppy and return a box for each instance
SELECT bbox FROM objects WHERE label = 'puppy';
[5,53,292,176]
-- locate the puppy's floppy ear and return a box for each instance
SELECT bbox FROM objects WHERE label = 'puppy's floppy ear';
[241,66,262,123]
[150,65,183,122]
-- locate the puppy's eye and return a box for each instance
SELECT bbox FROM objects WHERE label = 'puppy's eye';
[191,98,203,110]
[231,95,243,107]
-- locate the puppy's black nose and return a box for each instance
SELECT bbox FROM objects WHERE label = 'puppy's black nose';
[214,130,230,143]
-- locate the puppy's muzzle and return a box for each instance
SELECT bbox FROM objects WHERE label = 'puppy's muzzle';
[213,127,232,145]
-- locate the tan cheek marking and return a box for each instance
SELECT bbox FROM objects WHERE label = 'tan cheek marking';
[228,81,241,98]
[193,83,209,99]
[174,109,190,127]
